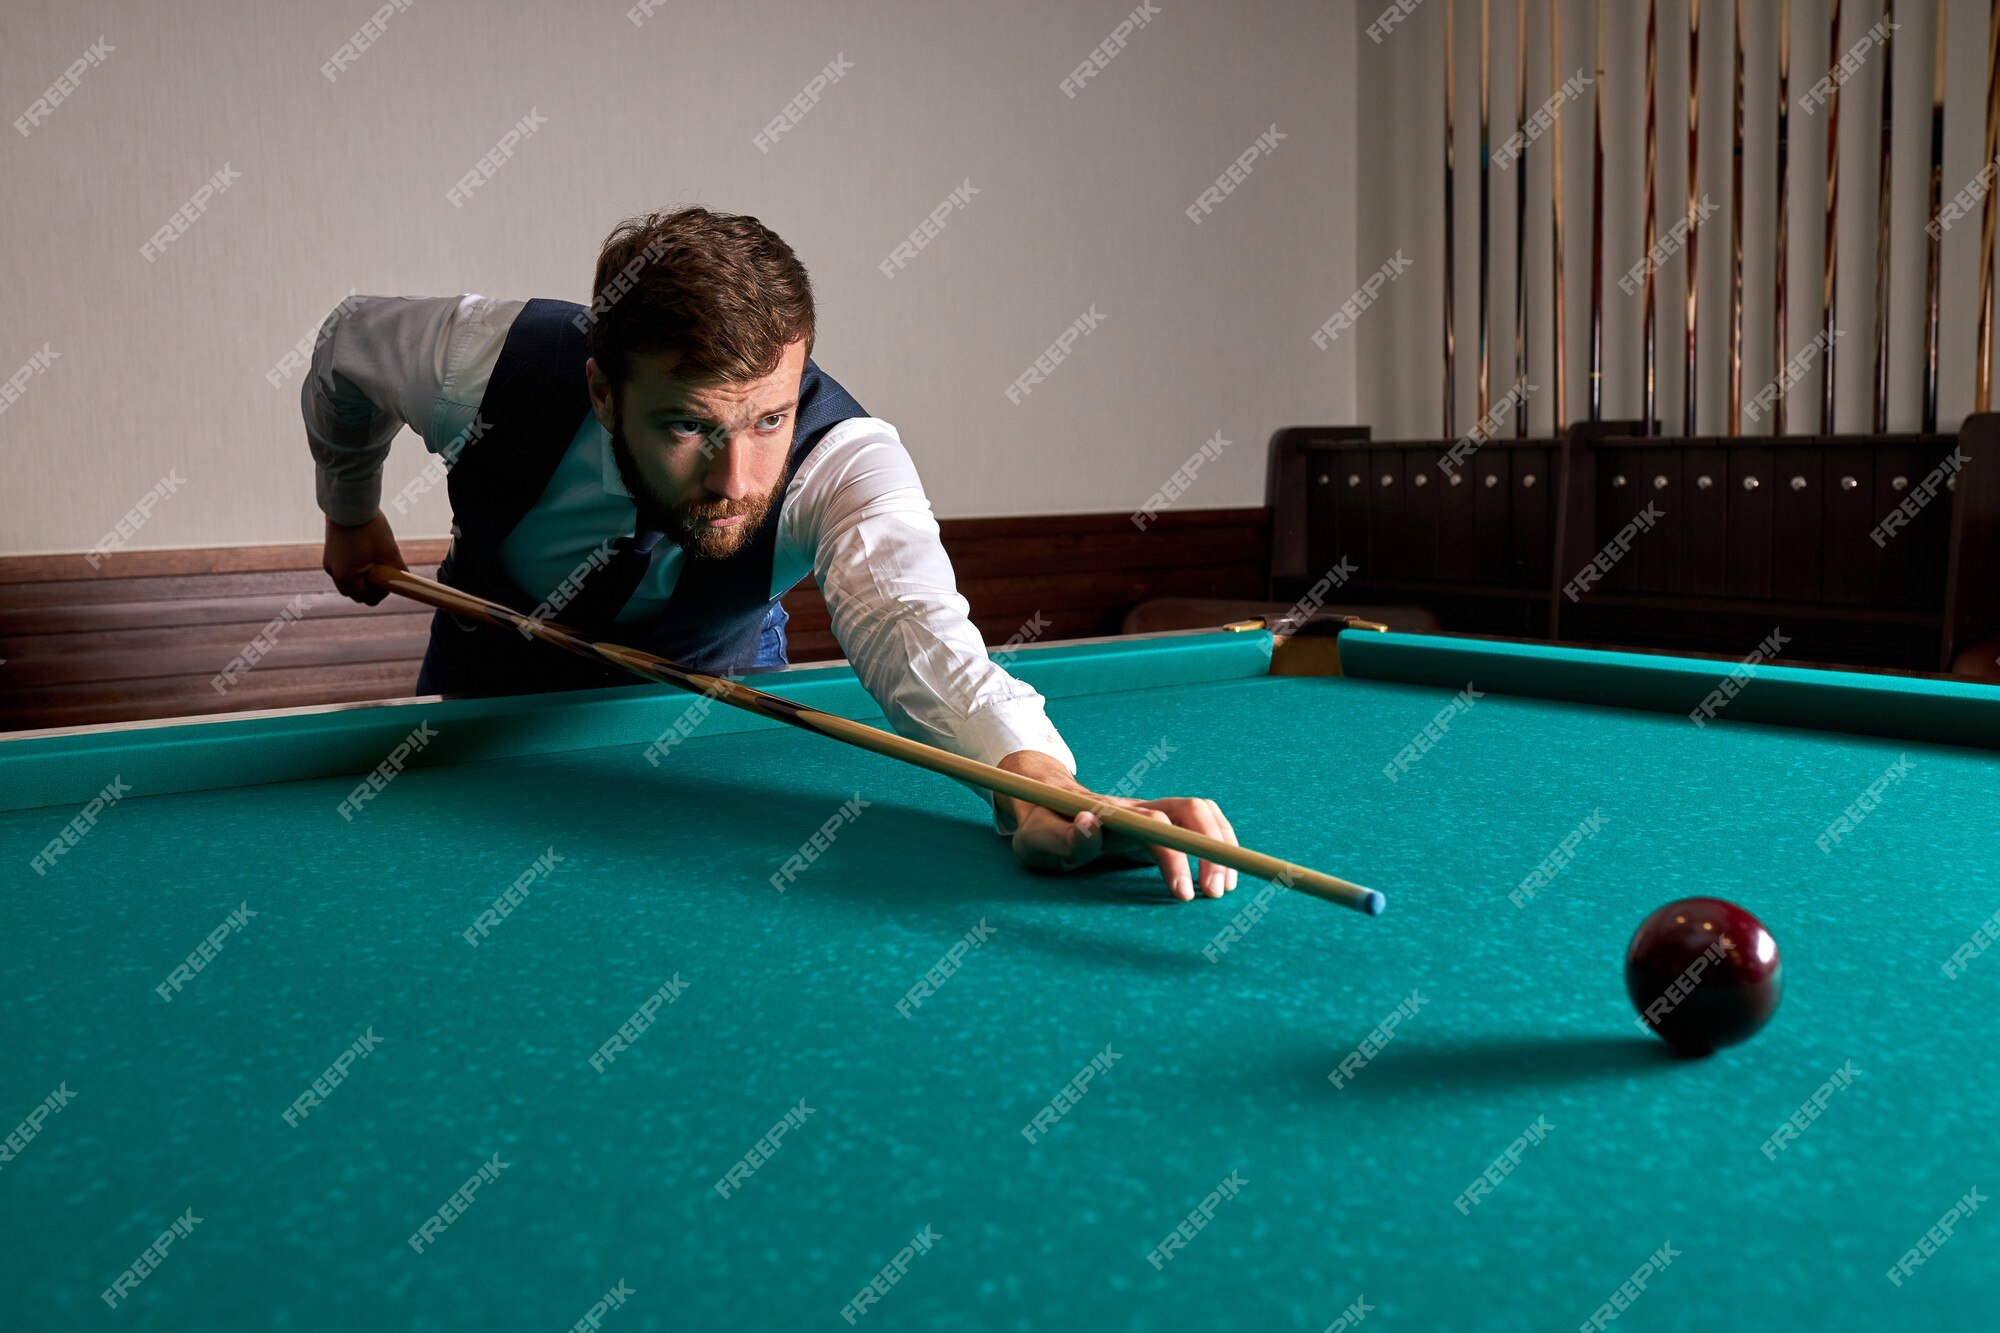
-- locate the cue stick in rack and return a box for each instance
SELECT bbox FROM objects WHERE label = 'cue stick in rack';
[1731,0,1746,435]
[1776,0,1793,435]
[1590,0,1606,421]
[1514,0,1530,437]
[1979,0,2000,412]
[1686,0,1701,437]
[1447,0,1459,438]
[1552,0,1570,435]
[364,564,1387,918]
[1644,0,1660,434]
[1873,0,1897,434]
[1924,0,1948,433]
[1823,0,1843,434]
[1481,0,1494,423]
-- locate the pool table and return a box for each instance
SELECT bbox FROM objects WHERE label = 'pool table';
[3,627,1998,1330]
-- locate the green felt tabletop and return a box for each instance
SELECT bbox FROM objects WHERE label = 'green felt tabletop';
[2,637,1997,1330]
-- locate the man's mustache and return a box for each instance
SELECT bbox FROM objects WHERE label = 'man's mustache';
[682,501,744,521]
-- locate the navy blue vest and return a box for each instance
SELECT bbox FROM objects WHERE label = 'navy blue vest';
[421,298,864,695]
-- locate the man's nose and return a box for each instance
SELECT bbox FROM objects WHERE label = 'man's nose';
[703,433,755,499]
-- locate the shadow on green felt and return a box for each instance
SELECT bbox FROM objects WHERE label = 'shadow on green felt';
[428,748,1212,913]
[984,911,1219,978]
[1285,1032,1685,1100]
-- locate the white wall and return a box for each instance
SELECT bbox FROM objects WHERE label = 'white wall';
[0,0,1358,556]
[1358,0,1993,441]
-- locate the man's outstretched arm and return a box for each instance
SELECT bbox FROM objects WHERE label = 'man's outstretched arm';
[789,423,1241,899]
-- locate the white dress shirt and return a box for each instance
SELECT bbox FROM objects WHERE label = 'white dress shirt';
[303,295,1076,825]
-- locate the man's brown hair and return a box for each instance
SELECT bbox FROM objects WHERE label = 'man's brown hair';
[585,207,815,388]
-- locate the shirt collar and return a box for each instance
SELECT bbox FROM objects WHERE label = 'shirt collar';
[597,420,632,499]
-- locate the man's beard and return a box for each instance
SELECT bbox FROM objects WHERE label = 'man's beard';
[607,421,782,561]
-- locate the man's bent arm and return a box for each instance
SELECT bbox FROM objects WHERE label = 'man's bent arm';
[301,294,516,523]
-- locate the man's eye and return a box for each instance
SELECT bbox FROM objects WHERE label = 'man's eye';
[758,414,786,432]
[664,420,707,438]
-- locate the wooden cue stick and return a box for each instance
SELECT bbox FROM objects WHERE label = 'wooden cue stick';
[1731,0,1747,435]
[1590,0,1607,421]
[1823,0,1843,434]
[1481,0,1495,423]
[365,564,1386,917]
[1645,0,1660,434]
[1925,0,1949,433]
[1874,0,1897,433]
[1776,0,1793,434]
[1447,0,1460,438]
[1552,0,1570,434]
[1979,0,2000,411]
[1686,0,1701,436]
[1515,0,1531,437]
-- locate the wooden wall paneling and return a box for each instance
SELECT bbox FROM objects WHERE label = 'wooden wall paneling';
[1942,416,2000,663]
[1633,445,1683,594]
[1724,445,1775,600]
[1769,444,1825,603]
[1435,448,1478,582]
[1679,440,1727,594]
[1821,443,1877,604]
[1401,448,1440,582]
[1367,447,1406,581]
[1594,444,1647,594]
[1511,445,1555,589]
[0,511,1271,732]
[1473,450,1514,590]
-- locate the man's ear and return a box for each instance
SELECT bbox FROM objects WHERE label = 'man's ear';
[584,358,617,433]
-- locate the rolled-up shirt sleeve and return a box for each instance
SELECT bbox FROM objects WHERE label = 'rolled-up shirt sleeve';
[786,423,1077,830]
[302,294,507,525]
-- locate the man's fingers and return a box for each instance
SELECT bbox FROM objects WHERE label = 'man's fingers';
[1066,808,1105,868]
[1144,797,1231,897]
[1192,798,1240,895]
[1062,810,1105,870]
[1015,804,1185,893]
[1126,807,1194,900]
[1009,830,1064,874]
[1099,799,1240,899]
[322,514,407,606]
[1010,796,1237,905]
[337,570,385,605]
[342,554,404,605]
[1012,804,1104,873]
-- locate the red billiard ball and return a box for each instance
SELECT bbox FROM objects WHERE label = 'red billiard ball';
[1625,897,1782,1054]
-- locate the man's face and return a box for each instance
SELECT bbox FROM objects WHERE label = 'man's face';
[587,339,806,560]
